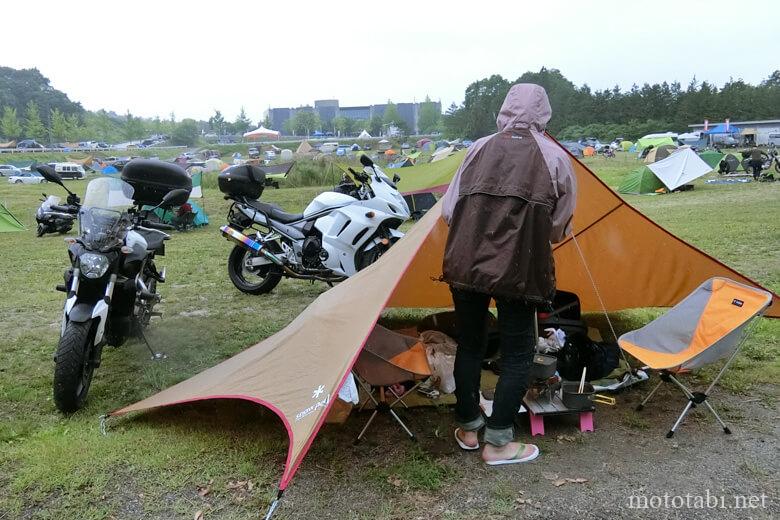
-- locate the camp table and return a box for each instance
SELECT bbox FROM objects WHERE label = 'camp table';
[523,391,595,437]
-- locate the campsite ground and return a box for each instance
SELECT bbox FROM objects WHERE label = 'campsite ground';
[0,154,778,519]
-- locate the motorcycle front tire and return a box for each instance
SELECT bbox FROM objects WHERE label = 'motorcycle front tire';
[53,320,96,413]
[36,223,46,237]
[227,245,283,295]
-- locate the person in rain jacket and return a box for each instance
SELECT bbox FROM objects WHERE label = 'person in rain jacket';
[441,83,577,465]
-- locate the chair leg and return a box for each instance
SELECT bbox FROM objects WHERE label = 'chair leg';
[355,410,379,444]
[388,408,416,440]
[636,380,663,411]
[667,400,694,438]
[701,399,732,434]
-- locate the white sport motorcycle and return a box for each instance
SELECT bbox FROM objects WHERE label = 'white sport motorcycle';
[218,154,410,294]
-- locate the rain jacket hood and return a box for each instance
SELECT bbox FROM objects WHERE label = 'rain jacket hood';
[496,83,552,133]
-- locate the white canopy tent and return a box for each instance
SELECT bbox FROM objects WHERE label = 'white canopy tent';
[243,126,281,141]
[646,148,712,191]
[358,130,372,140]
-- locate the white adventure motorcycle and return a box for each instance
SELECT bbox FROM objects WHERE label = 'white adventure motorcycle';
[218,154,410,294]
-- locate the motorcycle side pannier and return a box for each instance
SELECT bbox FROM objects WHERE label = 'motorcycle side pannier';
[218,165,266,199]
[121,159,192,206]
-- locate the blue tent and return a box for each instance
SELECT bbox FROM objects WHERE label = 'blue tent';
[102,165,119,174]
[145,200,209,228]
[705,123,741,135]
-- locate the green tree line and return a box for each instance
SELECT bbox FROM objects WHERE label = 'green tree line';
[444,68,780,141]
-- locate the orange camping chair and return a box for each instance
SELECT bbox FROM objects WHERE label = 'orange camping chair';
[352,325,432,443]
[619,278,772,438]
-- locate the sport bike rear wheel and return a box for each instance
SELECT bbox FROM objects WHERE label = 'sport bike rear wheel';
[227,245,283,295]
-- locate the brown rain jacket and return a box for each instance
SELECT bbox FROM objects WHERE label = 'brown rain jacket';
[441,84,577,304]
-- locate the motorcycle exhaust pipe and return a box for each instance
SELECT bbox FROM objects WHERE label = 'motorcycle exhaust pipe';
[220,225,284,266]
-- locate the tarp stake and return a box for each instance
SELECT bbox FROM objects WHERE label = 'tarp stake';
[264,489,284,520]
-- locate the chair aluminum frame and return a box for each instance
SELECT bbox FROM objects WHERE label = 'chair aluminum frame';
[635,317,761,438]
[353,371,423,444]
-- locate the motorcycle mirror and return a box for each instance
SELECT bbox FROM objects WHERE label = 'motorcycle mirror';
[160,188,190,207]
[36,164,64,186]
[359,154,374,168]
[392,174,401,183]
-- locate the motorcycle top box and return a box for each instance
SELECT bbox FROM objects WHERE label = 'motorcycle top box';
[121,159,192,206]
[218,164,266,199]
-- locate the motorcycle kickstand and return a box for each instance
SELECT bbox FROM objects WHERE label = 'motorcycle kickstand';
[138,328,166,360]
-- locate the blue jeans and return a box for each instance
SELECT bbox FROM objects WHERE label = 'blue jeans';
[451,288,535,446]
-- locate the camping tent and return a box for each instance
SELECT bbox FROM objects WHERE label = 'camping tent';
[296,140,314,154]
[719,153,743,173]
[620,140,634,152]
[388,157,414,168]
[378,139,391,151]
[0,202,24,232]
[698,150,724,169]
[560,142,584,157]
[617,166,665,194]
[384,149,397,156]
[204,158,226,172]
[150,200,209,227]
[108,139,779,508]
[416,138,431,149]
[101,165,119,174]
[643,144,677,164]
[243,126,281,141]
[635,136,676,152]
[582,146,596,157]
[431,145,455,162]
[357,130,372,140]
[646,148,712,190]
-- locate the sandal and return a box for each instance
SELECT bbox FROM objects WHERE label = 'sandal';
[454,428,479,451]
[484,443,539,465]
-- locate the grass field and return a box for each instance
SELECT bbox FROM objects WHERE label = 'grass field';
[0,153,778,519]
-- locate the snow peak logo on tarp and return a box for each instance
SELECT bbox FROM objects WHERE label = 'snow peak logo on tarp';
[731,299,744,307]
[295,385,330,422]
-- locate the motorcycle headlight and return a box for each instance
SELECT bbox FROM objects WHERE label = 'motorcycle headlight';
[79,253,110,279]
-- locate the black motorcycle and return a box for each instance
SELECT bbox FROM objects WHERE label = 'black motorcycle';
[36,160,191,412]
[35,193,79,236]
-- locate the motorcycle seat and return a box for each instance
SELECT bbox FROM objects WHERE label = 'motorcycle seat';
[137,229,166,254]
[245,200,303,224]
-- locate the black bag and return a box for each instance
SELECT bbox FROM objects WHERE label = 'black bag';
[556,331,620,382]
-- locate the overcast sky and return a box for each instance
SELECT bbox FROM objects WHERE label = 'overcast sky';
[4,0,778,122]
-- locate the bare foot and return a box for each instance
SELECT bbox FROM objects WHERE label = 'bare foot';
[482,442,538,464]
[455,428,479,449]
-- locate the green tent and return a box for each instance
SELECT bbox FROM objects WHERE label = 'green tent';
[618,166,665,195]
[635,136,676,152]
[145,200,209,228]
[698,150,724,169]
[0,202,24,232]
[620,140,634,151]
[396,150,465,194]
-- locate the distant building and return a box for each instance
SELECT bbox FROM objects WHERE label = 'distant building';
[266,98,441,135]
[688,119,780,146]
[314,100,339,127]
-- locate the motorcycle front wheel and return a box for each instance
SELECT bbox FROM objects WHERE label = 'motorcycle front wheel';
[227,245,283,295]
[53,320,96,413]
[36,223,45,237]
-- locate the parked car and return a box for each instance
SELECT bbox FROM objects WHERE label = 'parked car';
[0,164,22,177]
[46,162,86,180]
[17,139,45,149]
[8,171,46,184]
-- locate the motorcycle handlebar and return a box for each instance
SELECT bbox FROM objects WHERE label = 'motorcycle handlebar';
[50,204,78,214]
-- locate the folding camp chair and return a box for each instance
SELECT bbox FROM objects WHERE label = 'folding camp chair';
[353,325,432,443]
[619,278,772,438]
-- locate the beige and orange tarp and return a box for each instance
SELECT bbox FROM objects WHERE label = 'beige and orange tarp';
[109,140,778,496]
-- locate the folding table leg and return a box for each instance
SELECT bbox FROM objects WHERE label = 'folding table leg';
[667,400,694,438]
[636,380,663,411]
